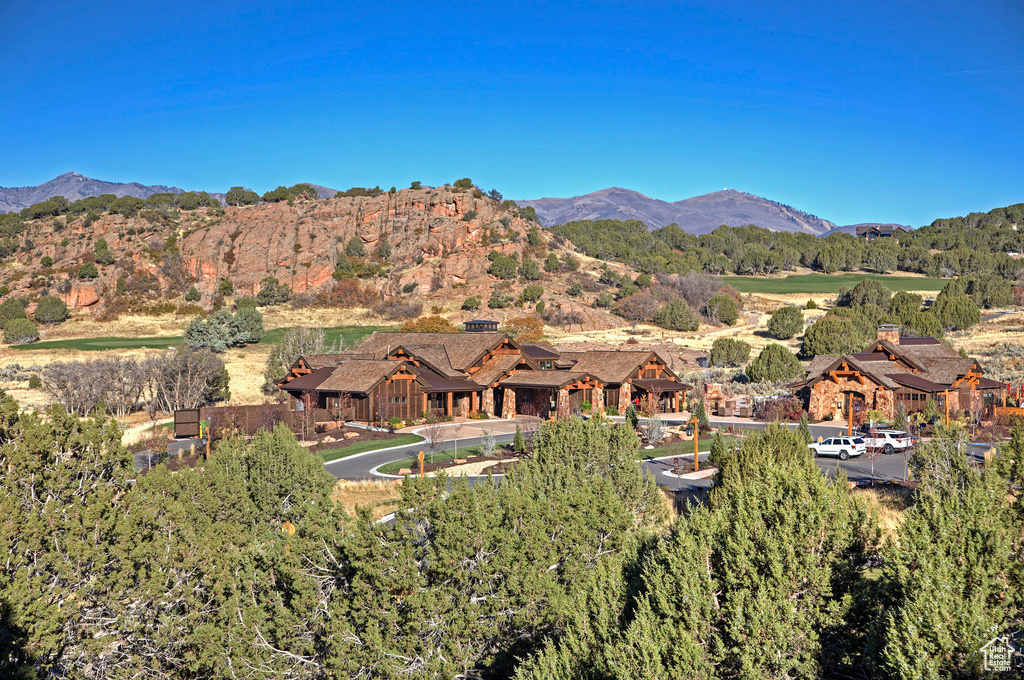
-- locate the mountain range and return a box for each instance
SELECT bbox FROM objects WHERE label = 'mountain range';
[0,172,338,213]
[4,173,894,236]
[517,187,841,234]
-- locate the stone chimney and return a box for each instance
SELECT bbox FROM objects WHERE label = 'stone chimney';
[877,324,900,345]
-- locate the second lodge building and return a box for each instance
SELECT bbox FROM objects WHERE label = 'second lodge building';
[278,330,690,424]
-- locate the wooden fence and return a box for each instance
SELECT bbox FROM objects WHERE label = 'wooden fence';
[173,404,295,438]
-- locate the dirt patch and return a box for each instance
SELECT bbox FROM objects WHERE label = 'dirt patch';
[304,425,410,453]
[406,452,525,476]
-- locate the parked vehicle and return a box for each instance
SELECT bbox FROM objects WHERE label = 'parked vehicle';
[861,429,915,454]
[808,437,866,460]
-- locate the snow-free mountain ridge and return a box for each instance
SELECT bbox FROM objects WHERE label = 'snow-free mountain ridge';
[519,187,840,235]
[0,172,337,213]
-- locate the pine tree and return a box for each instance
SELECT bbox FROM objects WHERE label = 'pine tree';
[513,424,525,453]
[799,411,813,444]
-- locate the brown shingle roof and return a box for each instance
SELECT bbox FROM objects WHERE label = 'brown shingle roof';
[317,360,402,394]
[473,353,524,386]
[397,344,463,379]
[280,366,334,390]
[919,358,977,385]
[355,332,509,372]
[568,350,654,384]
[521,343,561,359]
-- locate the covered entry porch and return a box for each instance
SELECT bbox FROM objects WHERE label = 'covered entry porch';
[498,371,603,419]
[631,378,690,413]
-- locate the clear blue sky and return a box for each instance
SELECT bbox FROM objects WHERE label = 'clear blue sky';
[2,0,1022,226]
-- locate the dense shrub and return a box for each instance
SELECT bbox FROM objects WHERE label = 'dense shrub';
[488,252,518,279]
[345,236,366,258]
[703,293,739,325]
[462,296,481,311]
[255,277,291,306]
[77,262,99,279]
[373,297,423,320]
[753,395,805,421]
[801,315,863,357]
[313,279,377,309]
[488,291,513,309]
[836,279,892,309]
[0,297,28,327]
[615,292,660,324]
[745,343,803,382]
[34,295,70,324]
[930,279,980,330]
[184,286,201,302]
[709,337,751,367]
[544,253,559,272]
[653,299,699,331]
[520,284,544,303]
[401,315,458,332]
[520,258,541,280]
[767,305,804,339]
[3,318,39,345]
[402,282,418,294]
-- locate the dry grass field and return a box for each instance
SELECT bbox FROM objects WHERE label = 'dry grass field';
[330,479,406,520]
[853,485,916,544]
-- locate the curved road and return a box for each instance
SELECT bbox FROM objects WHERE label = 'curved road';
[325,417,991,492]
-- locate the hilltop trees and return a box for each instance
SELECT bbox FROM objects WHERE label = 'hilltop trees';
[226,186,259,206]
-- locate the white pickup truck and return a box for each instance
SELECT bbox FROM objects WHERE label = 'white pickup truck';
[860,429,916,454]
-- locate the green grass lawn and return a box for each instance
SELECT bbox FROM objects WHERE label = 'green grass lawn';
[319,433,424,463]
[377,445,486,475]
[13,324,395,352]
[638,434,742,460]
[721,273,947,295]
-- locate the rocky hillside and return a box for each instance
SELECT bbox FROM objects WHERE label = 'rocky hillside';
[519,187,838,234]
[2,186,627,330]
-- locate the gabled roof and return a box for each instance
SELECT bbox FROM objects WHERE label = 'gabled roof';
[799,335,986,391]
[355,331,515,372]
[393,344,462,379]
[317,360,405,394]
[280,366,335,390]
[473,353,526,386]
[569,350,672,384]
[521,343,561,360]
[414,365,484,392]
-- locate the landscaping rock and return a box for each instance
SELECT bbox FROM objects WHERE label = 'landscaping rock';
[343,432,360,439]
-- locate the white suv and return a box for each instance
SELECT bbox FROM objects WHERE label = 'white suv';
[862,430,915,455]
[808,437,866,460]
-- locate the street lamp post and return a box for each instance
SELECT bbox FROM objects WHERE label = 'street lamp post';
[688,415,699,472]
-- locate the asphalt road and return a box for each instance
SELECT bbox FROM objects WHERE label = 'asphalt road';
[159,417,994,490]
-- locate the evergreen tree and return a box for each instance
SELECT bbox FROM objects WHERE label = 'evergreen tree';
[871,427,1022,677]
[767,305,804,339]
[33,295,69,324]
[513,424,525,452]
[653,298,699,331]
[746,343,803,382]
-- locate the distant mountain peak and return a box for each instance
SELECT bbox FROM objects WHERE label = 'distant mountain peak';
[518,187,838,235]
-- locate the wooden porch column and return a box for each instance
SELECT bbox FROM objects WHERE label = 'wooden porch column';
[422,393,428,416]
[471,391,478,413]
[447,391,453,416]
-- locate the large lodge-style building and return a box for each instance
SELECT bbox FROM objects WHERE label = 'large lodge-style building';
[791,324,1007,421]
[278,327,690,425]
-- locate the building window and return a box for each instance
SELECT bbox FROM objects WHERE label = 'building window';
[390,396,408,404]
[540,360,553,370]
